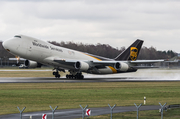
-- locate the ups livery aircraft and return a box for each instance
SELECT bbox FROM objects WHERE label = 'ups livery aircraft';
[3,35,163,79]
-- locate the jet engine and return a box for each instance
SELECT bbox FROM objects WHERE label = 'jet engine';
[74,61,89,71]
[25,60,42,68]
[114,62,129,71]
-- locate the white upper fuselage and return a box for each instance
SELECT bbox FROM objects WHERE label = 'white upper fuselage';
[3,35,94,61]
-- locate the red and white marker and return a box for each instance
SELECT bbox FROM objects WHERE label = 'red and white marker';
[86,109,91,116]
[42,114,47,119]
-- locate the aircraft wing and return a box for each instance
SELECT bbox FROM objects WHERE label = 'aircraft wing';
[53,58,116,67]
[128,60,165,69]
[52,58,164,64]
[131,66,159,69]
[92,60,164,69]
[129,60,165,64]
[52,57,164,70]
[54,58,124,65]
[86,60,165,66]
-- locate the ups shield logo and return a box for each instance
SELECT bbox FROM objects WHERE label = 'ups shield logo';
[130,47,138,61]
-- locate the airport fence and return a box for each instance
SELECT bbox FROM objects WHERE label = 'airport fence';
[15,102,179,119]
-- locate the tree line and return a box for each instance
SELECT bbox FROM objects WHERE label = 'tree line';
[49,41,177,60]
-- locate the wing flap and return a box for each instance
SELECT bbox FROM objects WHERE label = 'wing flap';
[131,66,159,69]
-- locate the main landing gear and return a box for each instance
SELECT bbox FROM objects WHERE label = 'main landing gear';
[53,71,60,78]
[52,68,84,79]
[66,72,84,79]
[52,68,65,78]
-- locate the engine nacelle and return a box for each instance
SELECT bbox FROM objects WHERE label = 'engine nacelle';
[25,60,42,68]
[114,62,129,71]
[74,61,89,71]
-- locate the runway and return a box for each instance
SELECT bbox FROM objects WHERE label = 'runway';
[0,76,180,83]
[0,105,161,119]
[1,69,180,83]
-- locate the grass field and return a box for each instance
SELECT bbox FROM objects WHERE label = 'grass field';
[0,71,53,77]
[0,82,180,118]
[0,68,67,77]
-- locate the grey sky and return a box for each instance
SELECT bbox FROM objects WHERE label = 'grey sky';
[0,0,180,52]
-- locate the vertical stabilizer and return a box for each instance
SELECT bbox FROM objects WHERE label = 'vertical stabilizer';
[115,39,143,61]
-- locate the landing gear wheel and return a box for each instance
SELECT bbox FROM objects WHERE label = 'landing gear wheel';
[53,72,56,75]
[55,74,60,78]
[66,74,73,79]
[66,73,84,79]
[76,73,84,79]
[53,71,60,78]
[80,75,84,79]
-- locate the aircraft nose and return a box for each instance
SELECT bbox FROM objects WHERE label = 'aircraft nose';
[2,39,13,52]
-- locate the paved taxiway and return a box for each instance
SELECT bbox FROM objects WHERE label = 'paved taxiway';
[0,105,161,119]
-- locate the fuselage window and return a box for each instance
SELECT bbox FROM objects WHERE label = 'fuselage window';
[14,35,21,38]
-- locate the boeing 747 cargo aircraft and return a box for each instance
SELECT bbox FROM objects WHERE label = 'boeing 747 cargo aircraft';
[2,35,163,79]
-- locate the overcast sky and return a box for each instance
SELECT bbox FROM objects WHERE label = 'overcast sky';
[0,0,180,52]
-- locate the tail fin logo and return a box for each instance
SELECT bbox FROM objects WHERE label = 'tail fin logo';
[130,47,138,61]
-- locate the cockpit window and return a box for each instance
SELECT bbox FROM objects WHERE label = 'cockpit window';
[14,35,21,38]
